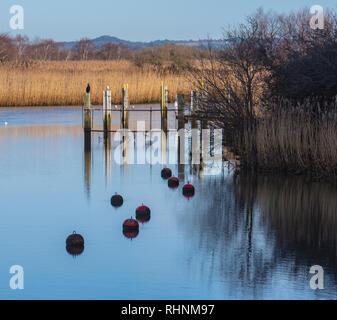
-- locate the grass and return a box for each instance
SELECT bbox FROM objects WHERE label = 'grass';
[0,60,191,106]
[240,101,337,180]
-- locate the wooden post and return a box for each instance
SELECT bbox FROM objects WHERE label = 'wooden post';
[122,84,129,129]
[177,94,185,130]
[103,86,111,137]
[83,92,91,150]
[160,82,168,132]
[150,107,152,131]
[190,90,198,130]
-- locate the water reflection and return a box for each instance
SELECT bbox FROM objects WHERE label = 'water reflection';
[84,141,92,200]
[83,128,212,197]
[179,173,337,299]
[1,107,337,299]
[103,134,112,187]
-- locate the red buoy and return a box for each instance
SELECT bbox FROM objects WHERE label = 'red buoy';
[183,183,195,198]
[111,193,124,207]
[66,231,85,256]
[123,218,139,232]
[136,205,151,224]
[168,177,179,189]
[123,230,139,239]
[161,168,172,180]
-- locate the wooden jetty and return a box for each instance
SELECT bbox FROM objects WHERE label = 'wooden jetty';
[82,83,222,153]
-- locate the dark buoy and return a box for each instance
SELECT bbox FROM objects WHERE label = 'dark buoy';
[161,168,172,180]
[123,217,139,232]
[66,231,84,256]
[66,245,84,256]
[168,177,179,189]
[111,193,124,207]
[136,205,151,224]
[183,182,195,198]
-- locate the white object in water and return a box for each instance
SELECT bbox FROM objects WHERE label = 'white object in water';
[4,121,8,126]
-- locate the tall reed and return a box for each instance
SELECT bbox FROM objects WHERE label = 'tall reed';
[0,60,191,106]
[240,100,337,179]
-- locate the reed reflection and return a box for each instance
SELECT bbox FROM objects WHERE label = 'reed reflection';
[179,173,337,298]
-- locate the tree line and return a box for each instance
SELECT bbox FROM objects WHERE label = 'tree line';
[0,36,128,62]
[191,8,337,135]
[189,7,337,178]
[0,35,206,73]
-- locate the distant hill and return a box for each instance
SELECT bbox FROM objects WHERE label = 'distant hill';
[61,35,228,50]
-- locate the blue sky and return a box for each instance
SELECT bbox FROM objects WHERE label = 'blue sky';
[0,0,336,41]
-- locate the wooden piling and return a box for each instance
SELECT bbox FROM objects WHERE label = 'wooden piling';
[83,92,91,150]
[160,83,168,132]
[103,87,111,136]
[122,84,129,129]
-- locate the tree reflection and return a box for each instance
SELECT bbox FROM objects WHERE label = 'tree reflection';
[178,172,337,298]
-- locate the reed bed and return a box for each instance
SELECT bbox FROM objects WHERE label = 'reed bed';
[240,101,337,179]
[0,60,191,106]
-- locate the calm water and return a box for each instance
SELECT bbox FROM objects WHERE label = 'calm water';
[0,106,336,300]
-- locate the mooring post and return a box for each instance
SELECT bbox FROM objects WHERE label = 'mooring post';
[83,92,91,150]
[190,90,198,130]
[160,82,168,132]
[103,86,112,137]
[122,84,129,129]
[177,94,185,131]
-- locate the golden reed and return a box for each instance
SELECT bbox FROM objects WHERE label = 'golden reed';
[241,105,337,179]
[0,60,191,106]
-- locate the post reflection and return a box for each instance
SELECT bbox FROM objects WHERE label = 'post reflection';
[96,128,208,185]
[103,133,112,187]
[84,132,92,200]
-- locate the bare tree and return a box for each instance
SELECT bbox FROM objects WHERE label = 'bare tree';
[0,34,16,62]
[74,38,96,60]
[13,35,29,62]
[268,8,337,102]
[97,43,128,60]
[190,10,276,145]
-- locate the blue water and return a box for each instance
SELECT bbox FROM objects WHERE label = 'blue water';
[0,107,336,300]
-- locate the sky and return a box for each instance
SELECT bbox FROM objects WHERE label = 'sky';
[0,0,336,42]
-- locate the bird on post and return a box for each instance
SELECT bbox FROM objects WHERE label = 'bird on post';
[86,83,90,93]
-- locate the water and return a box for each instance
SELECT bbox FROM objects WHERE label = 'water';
[0,106,336,300]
